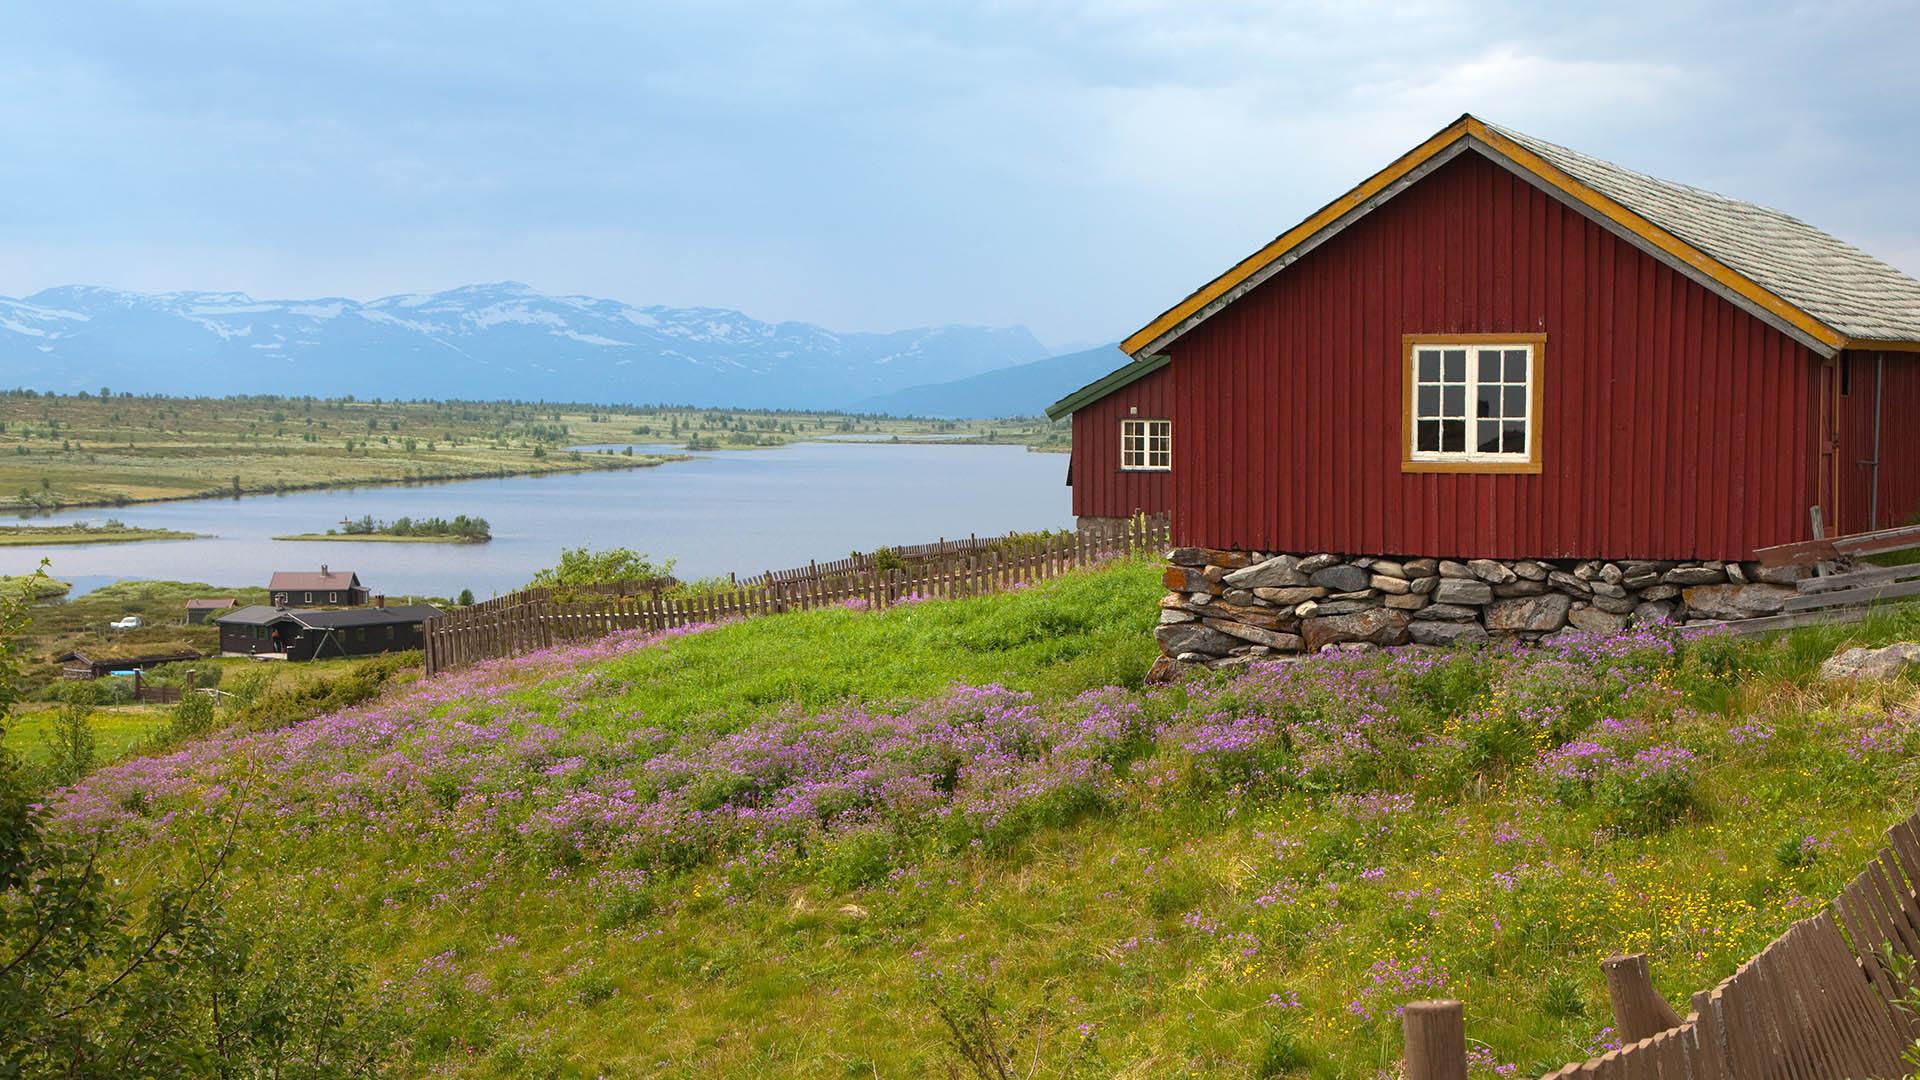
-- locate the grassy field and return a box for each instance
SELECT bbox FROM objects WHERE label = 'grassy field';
[0,392,1063,512]
[42,562,1920,1077]
[0,522,200,545]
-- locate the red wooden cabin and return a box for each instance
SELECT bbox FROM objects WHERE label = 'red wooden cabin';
[1049,114,1920,560]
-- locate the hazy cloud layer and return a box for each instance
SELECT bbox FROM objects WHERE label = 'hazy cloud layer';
[2,1,1915,345]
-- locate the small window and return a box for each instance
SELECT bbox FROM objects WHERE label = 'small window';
[1120,418,1172,471]
[1405,336,1543,472]
[304,591,313,603]
[330,591,339,603]
[385,626,396,641]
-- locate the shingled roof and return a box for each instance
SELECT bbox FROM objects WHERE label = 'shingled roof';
[1486,121,1920,345]
[1102,114,1920,387]
[269,568,362,592]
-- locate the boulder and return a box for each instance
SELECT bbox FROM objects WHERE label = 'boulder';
[1512,560,1551,581]
[1371,574,1411,595]
[1221,588,1256,607]
[1679,583,1796,620]
[1547,571,1593,595]
[1202,617,1304,652]
[1371,559,1408,580]
[1201,602,1286,630]
[1223,555,1308,590]
[1164,566,1221,593]
[1493,580,1549,598]
[1632,599,1677,625]
[1253,585,1326,606]
[1438,560,1475,579]
[1747,562,1806,586]
[1621,570,1661,590]
[1294,601,1319,619]
[1567,605,1629,633]
[1410,621,1490,647]
[1413,603,1480,622]
[1409,575,1440,595]
[1385,592,1431,610]
[1403,558,1439,577]
[1326,589,1377,602]
[1598,563,1624,585]
[1301,608,1410,651]
[1314,598,1385,617]
[1166,547,1209,567]
[1663,565,1726,586]
[1639,584,1681,601]
[1819,642,1920,681]
[1468,559,1518,584]
[1201,549,1252,569]
[1485,592,1573,633]
[1296,553,1342,574]
[1158,608,1198,624]
[1433,578,1494,605]
[1155,622,1242,657]
[1309,563,1371,593]
[1592,594,1637,615]
[1590,581,1627,599]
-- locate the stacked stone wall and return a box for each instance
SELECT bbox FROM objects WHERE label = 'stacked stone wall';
[1156,548,1807,672]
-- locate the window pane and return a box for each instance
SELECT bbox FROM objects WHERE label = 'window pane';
[1477,420,1502,452]
[1417,385,1440,417]
[1441,419,1465,452]
[1504,349,1527,382]
[1478,349,1501,382]
[1443,349,1466,382]
[1477,385,1499,418]
[1442,386,1464,416]
[1417,420,1440,452]
[1418,349,1440,382]
[1502,420,1526,454]
[1503,386,1527,418]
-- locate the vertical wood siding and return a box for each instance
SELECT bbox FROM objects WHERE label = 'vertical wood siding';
[1068,361,1175,519]
[1166,151,1821,561]
[1838,350,1920,533]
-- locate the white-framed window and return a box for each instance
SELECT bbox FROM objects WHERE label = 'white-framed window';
[303,591,313,603]
[329,591,339,603]
[1120,418,1171,471]
[1405,338,1541,470]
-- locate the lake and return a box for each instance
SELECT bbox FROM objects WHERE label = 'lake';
[4,442,1073,599]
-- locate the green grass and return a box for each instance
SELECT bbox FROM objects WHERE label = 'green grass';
[270,532,484,543]
[534,564,1165,734]
[46,562,1920,1077]
[4,704,170,767]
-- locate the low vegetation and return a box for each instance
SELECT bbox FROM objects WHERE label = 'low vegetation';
[5,555,1915,1076]
[0,521,200,546]
[0,390,1059,511]
[277,513,494,543]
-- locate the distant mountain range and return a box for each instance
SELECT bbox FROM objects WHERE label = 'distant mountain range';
[0,282,1059,410]
[855,343,1127,419]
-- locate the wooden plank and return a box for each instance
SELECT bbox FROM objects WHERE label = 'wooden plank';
[1798,562,1920,594]
[1755,522,1920,567]
[1781,577,1920,612]
[1717,607,1868,635]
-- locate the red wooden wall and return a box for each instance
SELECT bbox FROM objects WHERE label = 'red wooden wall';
[1837,350,1920,534]
[1164,150,1823,562]
[1068,360,1175,519]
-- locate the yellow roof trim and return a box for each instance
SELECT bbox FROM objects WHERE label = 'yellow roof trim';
[1841,338,1920,354]
[1121,114,1849,358]
[1119,117,1474,357]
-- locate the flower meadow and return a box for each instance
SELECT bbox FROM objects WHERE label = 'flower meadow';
[45,563,1920,1077]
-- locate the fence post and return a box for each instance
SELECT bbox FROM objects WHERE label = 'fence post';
[1602,954,1684,1041]
[1402,1000,1467,1080]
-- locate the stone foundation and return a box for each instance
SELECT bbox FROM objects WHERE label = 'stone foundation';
[1154,548,1808,673]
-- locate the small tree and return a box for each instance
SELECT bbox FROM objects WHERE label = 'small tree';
[526,547,675,592]
[43,681,99,787]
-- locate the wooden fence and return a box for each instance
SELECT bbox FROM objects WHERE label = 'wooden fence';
[422,515,1169,676]
[1404,804,1920,1078]
[1729,521,1920,636]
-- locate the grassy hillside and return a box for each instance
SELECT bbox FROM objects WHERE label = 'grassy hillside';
[43,560,1920,1077]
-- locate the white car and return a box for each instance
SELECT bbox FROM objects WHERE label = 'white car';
[109,615,142,630]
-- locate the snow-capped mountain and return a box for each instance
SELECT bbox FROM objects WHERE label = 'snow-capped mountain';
[0,282,1052,409]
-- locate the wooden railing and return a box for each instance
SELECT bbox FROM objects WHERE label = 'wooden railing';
[1404,804,1920,1078]
[422,515,1169,676]
[1730,521,1920,636]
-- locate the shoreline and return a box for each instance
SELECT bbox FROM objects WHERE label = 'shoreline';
[0,528,204,547]
[6,453,688,517]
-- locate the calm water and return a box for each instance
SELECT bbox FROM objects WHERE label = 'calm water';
[5,442,1072,599]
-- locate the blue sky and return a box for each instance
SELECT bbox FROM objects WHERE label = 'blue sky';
[2,1,1916,347]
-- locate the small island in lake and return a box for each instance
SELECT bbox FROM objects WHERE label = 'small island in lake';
[275,513,492,544]
[0,521,201,546]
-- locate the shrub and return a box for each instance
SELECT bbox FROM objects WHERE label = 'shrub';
[1597,744,1700,835]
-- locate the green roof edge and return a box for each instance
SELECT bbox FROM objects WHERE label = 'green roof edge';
[1042,352,1171,420]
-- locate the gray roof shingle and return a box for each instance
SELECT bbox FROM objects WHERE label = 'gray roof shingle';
[1486,120,1920,344]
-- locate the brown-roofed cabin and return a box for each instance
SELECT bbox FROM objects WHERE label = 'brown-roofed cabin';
[269,565,370,607]
[185,597,237,624]
[1048,114,1920,667]
[59,647,201,680]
